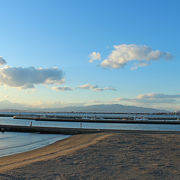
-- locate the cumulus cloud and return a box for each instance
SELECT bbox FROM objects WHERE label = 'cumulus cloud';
[52,86,73,91]
[0,66,64,89]
[0,57,7,66]
[79,84,116,92]
[90,44,173,69]
[115,93,180,104]
[89,52,101,63]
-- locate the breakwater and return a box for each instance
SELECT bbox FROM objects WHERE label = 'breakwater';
[0,125,103,135]
[1,124,180,135]
[13,116,180,124]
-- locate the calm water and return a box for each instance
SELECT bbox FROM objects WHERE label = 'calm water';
[1,113,180,157]
[0,132,69,157]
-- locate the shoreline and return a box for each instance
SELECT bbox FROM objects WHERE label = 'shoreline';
[2,127,180,159]
[0,132,70,158]
[0,133,111,173]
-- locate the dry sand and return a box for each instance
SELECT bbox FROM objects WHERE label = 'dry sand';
[1,132,180,179]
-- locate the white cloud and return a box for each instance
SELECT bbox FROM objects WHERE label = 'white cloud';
[52,86,73,91]
[115,93,180,104]
[90,44,172,69]
[79,83,116,92]
[0,57,7,66]
[0,66,64,89]
[89,52,101,63]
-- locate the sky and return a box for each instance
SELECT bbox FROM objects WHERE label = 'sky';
[0,0,179,111]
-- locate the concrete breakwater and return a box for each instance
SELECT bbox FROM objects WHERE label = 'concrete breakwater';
[1,125,180,135]
[14,115,179,121]
[0,125,103,135]
[13,116,180,124]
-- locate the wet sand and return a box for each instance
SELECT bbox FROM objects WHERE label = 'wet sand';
[1,132,180,179]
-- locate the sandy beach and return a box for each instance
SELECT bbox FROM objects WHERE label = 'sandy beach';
[1,132,180,179]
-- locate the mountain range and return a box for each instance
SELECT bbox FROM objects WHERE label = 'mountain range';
[43,104,168,113]
[0,100,169,113]
[0,104,168,113]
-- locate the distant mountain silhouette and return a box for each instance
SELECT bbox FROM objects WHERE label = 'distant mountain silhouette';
[41,104,168,113]
[0,103,168,113]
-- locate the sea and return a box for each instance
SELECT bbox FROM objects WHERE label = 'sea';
[0,112,180,157]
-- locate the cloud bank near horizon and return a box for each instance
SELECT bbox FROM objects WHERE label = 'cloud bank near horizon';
[89,44,173,69]
[0,93,180,111]
[115,93,180,104]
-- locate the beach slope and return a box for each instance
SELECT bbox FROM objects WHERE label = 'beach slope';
[1,132,180,179]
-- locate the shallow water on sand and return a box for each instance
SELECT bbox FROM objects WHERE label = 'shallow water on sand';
[0,132,69,157]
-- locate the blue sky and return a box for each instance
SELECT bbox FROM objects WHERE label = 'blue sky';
[0,0,179,110]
